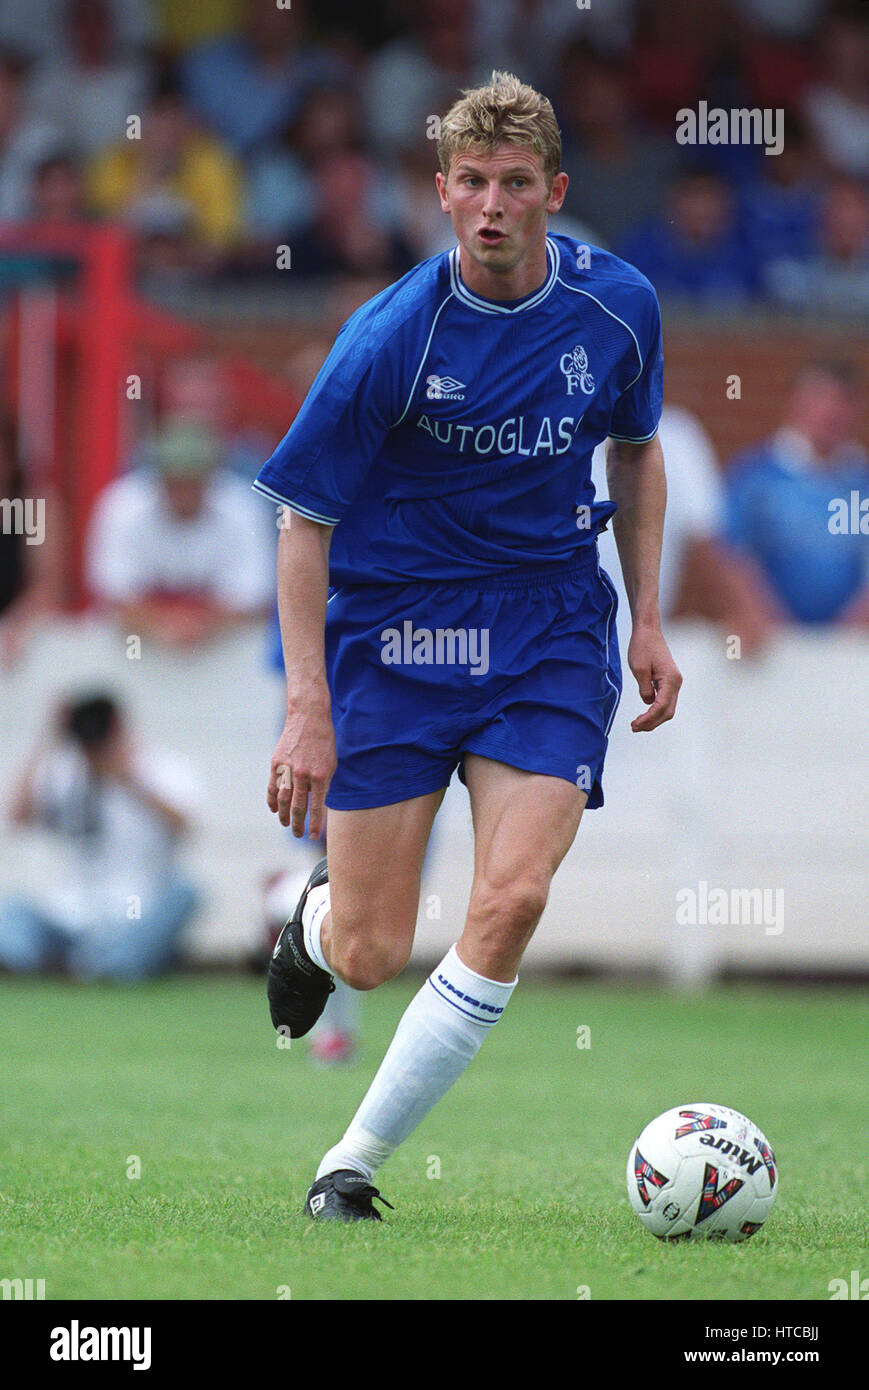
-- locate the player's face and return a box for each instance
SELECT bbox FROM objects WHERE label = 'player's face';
[436,144,567,298]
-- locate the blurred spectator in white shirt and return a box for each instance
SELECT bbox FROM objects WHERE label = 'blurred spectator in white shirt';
[156,354,275,483]
[593,403,782,654]
[0,692,201,979]
[86,420,274,648]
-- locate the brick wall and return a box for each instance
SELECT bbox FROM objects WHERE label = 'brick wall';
[202,308,869,470]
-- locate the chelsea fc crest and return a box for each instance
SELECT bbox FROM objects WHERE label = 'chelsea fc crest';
[560,344,595,396]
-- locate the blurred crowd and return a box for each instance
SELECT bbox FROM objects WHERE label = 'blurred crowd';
[1,0,868,993]
[0,0,866,307]
[0,0,866,664]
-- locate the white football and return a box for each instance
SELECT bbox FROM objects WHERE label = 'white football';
[626,1103,778,1242]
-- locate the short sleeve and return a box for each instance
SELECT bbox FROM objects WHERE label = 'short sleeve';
[85,477,146,603]
[208,478,275,611]
[608,289,664,444]
[134,750,203,822]
[253,312,406,525]
[660,408,725,541]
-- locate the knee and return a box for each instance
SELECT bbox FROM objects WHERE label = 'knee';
[467,873,550,946]
[330,933,411,992]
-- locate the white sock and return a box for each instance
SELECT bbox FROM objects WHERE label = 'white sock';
[301,882,331,974]
[315,944,516,1182]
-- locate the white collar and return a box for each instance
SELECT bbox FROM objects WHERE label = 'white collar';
[770,428,821,475]
[771,427,869,474]
[449,236,558,315]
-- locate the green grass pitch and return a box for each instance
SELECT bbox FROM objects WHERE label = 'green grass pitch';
[1,974,866,1301]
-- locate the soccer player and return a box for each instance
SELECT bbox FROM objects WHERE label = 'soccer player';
[254,72,682,1221]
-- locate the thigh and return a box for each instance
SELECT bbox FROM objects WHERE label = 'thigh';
[460,561,621,810]
[325,582,467,812]
[464,755,587,895]
[326,786,446,950]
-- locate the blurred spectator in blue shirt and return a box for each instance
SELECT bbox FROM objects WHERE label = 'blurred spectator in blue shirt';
[472,0,632,91]
[740,111,822,275]
[619,165,759,303]
[243,86,360,244]
[0,46,63,221]
[362,0,479,158]
[556,42,681,247]
[25,0,149,157]
[287,150,416,281]
[180,0,347,156]
[726,361,869,625]
[242,85,405,261]
[764,174,869,316]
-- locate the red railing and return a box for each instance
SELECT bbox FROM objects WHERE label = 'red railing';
[0,222,301,606]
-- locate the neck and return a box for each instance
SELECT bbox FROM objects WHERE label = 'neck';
[458,235,549,302]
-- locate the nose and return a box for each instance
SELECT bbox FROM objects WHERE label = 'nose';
[481,182,504,218]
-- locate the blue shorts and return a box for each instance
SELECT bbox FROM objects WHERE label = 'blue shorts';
[324,547,622,811]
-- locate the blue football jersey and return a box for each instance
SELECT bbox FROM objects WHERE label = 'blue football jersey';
[254,233,663,585]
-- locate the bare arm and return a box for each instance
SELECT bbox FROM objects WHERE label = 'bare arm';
[266,510,336,836]
[8,743,47,825]
[606,434,682,731]
[7,701,70,825]
[672,535,785,654]
[117,765,191,836]
[115,596,269,648]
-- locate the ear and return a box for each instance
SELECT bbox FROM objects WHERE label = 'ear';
[435,170,451,213]
[547,172,568,215]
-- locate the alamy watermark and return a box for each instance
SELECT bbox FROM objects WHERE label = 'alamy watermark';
[676,102,784,157]
[0,497,45,545]
[828,492,868,534]
[49,1323,151,1371]
[676,881,784,936]
[1,1276,45,1300]
[380,621,490,677]
[828,1270,868,1299]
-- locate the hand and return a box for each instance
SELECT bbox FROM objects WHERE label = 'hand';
[837,587,869,630]
[267,696,336,838]
[721,605,777,658]
[627,625,682,732]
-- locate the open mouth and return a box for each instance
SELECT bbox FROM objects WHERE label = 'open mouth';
[478,227,506,244]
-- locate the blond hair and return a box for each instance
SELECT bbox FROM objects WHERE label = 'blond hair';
[437,71,562,184]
